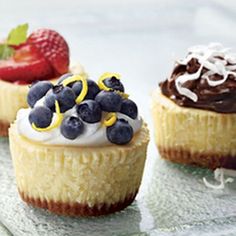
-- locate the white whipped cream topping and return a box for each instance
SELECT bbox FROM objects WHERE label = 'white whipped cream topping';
[16,99,142,146]
[175,43,236,102]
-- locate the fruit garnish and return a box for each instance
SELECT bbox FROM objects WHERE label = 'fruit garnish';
[98,72,129,98]
[27,28,69,74]
[27,72,138,145]
[0,25,70,83]
[0,44,54,83]
[27,81,53,107]
[60,116,84,140]
[57,73,73,85]
[45,85,76,113]
[59,74,101,100]
[29,106,53,129]
[103,76,124,92]
[7,24,28,46]
[0,23,28,60]
[98,72,121,91]
[72,79,100,100]
[120,99,138,119]
[95,90,122,112]
[106,119,133,145]
[32,100,63,132]
[62,75,88,104]
[103,113,117,127]
[115,90,129,99]
[76,100,102,123]
[0,45,14,60]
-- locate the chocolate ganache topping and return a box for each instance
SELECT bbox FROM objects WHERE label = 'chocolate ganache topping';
[160,43,236,113]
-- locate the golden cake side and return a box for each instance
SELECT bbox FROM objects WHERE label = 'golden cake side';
[9,123,149,216]
[0,80,28,136]
[152,91,236,169]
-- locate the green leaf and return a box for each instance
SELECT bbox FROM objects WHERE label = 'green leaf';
[0,44,14,60]
[6,23,29,46]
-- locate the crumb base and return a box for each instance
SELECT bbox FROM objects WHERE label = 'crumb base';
[0,120,10,137]
[159,146,236,170]
[19,190,138,217]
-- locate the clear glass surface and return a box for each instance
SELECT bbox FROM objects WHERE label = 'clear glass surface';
[1,0,236,235]
[1,137,236,236]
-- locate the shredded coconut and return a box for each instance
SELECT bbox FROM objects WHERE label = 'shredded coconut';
[175,43,236,102]
[203,168,235,190]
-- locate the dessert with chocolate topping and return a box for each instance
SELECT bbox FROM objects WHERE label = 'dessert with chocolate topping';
[9,73,149,216]
[152,43,236,169]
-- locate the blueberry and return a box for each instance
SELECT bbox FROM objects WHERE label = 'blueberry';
[106,119,133,145]
[29,106,53,128]
[27,81,53,107]
[72,79,100,99]
[71,81,82,96]
[60,116,84,140]
[120,99,138,119]
[44,85,76,113]
[57,73,73,86]
[76,100,102,123]
[95,91,122,112]
[103,76,124,92]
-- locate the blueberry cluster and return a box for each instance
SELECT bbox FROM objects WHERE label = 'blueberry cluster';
[27,73,138,145]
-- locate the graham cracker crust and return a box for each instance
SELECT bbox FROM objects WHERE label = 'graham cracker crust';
[0,120,10,137]
[19,190,138,217]
[158,146,236,170]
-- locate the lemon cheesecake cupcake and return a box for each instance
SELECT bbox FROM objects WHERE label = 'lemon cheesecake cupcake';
[152,43,236,169]
[9,73,149,216]
[0,24,85,136]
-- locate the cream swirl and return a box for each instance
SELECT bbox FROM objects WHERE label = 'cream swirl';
[16,106,142,146]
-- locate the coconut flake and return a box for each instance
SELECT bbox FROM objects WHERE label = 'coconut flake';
[203,168,235,190]
[175,65,203,102]
[209,42,224,50]
[225,53,236,64]
[178,54,195,65]
[226,65,236,71]
[174,43,236,101]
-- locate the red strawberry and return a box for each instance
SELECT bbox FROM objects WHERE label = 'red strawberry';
[27,29,69,75]
[0,44,54,83]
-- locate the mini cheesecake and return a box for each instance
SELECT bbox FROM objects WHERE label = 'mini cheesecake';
[9,73,149,216]
[152,43,236,169]
[0,25,85,136]
[0,64,85,137]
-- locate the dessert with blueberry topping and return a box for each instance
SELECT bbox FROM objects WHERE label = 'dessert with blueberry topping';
[9,73,149,216]
[0,24,85,136]
[152,43,236,169]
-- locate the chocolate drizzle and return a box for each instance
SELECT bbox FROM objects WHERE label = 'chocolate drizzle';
[160,44,236,113]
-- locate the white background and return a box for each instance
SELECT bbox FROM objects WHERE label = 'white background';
[1,0,236,125]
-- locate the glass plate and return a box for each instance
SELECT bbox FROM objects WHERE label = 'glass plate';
[0,222,12,236]
[1,137,236,236]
